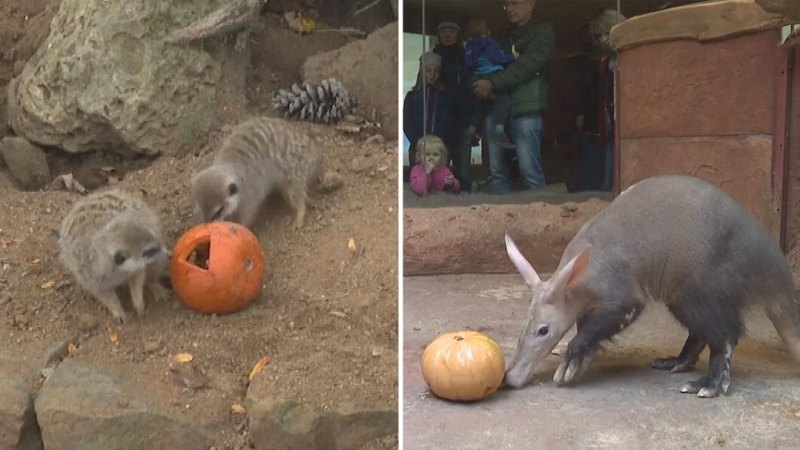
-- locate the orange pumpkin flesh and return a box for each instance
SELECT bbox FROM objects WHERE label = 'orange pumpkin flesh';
[421,331,506,402]
[170,222,266,314]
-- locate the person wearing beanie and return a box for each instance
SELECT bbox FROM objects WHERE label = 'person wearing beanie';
[403,51,456,171]
[431,20,479,193]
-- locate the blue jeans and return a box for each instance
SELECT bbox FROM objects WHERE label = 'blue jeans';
[486,113,545,193]
[448,133,472,193]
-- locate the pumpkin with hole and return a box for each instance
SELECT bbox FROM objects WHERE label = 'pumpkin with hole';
[421,330,506,402]
[170,221,266,314]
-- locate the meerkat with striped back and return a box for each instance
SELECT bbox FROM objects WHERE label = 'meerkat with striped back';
[190,117,323,237]
[58,188,170,323]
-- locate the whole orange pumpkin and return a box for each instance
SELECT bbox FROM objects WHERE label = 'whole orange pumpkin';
[170,221,266,314]
[421,330,506,402]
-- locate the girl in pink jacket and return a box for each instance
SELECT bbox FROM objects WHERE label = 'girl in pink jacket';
[410,135,461,196]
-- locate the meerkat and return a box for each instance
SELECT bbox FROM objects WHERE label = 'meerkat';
[190,117,323,237]
[58,188,170,323]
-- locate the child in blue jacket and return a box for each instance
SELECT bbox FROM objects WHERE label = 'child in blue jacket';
[464,18,517,149]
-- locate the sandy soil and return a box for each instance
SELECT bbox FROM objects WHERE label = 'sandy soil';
[0,2,398,448]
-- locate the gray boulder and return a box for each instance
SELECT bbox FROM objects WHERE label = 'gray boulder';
[246,373,397,450]
[8,0,253,156]
[0,354,43,450]
[35,359,214,450]
[0,136,50,190]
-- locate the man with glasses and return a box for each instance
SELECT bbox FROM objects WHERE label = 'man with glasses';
[473,0,555,194]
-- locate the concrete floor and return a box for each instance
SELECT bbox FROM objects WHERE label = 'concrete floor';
[403,274,800,449]
[402,181,613,208]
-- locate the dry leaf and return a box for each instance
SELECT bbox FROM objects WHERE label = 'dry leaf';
[30,258,41,264]
[107,328,119,343]
[248,356,271,381]
[231,404,247,415]
[347,238,357,252]
[40,280,55,290]
[53,173,88,194]
[67,343,78,354]
[301,17,317,32]
[172,353,194,363]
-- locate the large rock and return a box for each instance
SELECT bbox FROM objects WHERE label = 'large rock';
[0,355,43,450]
[8,0,251,156]
[404,199,610,276]
[0,136,50,190]
[35,359,214,450]
[756,0,800,19]
[246,374,397,450]
[302,22,398,139]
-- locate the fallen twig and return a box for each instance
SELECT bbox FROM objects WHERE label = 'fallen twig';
[164,0,268,51]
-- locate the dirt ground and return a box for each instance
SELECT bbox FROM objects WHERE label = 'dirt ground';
[0,2,398,449]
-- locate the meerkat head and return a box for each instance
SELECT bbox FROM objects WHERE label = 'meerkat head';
[95,216,169,285]
[190,165,241,223]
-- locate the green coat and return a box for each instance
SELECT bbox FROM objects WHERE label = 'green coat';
[484,20,555,118]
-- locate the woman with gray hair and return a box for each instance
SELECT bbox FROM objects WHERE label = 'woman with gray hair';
[575,9,625,191]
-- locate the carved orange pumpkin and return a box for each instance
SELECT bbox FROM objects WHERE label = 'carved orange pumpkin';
[170,221,266,314]
[421,330,506,402]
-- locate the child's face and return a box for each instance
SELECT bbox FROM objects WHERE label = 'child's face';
[424,65,441,85]
[424,149,442,169]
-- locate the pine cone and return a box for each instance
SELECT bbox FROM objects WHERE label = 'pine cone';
[272,78,355,124]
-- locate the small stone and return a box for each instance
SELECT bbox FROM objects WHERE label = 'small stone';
[0,137,51,190]
[143,339,162,354]
[364,134,384,145]
[351,156,374,174]
[77,313,99,332]
[117,399,129,408]
[318,171,344,193]
[40,367,54,379]
[13,314,28,328]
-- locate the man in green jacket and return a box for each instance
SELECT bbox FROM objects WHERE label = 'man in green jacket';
[473,0,555,193]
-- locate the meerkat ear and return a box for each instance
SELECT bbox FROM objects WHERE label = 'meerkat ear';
[227,183,238,196]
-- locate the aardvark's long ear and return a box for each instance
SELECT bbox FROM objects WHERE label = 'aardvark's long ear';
[505,234,541,289]
[548,245,592,298]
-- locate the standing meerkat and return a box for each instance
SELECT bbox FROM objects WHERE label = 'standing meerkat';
[190,117,323,237]
[58,188,170,323]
